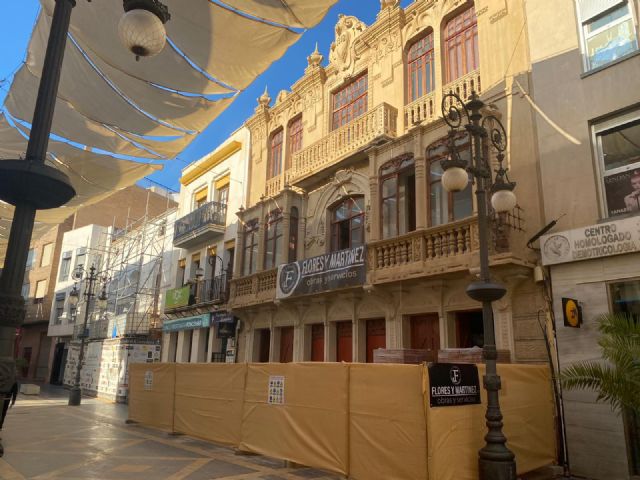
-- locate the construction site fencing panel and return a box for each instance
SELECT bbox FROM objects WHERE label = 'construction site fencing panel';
[128,363,175,432]
[425,363,557,479]
[349,363,428,480]
[174,363,247,446]
[127,362,557,480]
[239,363,350,475]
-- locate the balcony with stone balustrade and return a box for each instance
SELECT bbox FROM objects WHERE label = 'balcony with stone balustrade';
[287,102,398,186]
[229,268,277,309]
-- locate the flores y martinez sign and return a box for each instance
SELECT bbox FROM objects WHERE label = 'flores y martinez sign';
[276,246,366,299]
[428,363,481,407]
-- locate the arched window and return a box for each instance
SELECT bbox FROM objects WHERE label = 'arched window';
[287,116,303,170]
[427,133,473,226]
[444,6,479,83]
[330,197,365,251]
[264,209,283,269]
[242,219,259,276]
[407,32,435,102]
[332,72,368,130]
[268,129,283,179]
[380,154,416,239]
[289,207,299,263]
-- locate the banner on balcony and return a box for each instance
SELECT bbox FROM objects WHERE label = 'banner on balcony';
[276,246,366,299]
[165,286,190,309]
[163,313,211,333]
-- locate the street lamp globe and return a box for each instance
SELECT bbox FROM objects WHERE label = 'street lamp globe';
[441,166,469,192]
[118,8,167,60]
[69,286,80,307]
[491,188,517,213]
[97,290,108,310]
[195,267,205,279]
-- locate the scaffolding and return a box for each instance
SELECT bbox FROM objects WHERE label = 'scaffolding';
[74,198,178,341]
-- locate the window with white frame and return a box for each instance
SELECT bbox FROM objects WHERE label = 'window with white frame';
[594,111,640,217]
[578,0,639,70]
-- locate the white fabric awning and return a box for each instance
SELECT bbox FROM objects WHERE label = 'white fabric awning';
[0,0,339,263]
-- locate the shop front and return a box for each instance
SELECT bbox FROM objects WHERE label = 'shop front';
[541,215,640,477]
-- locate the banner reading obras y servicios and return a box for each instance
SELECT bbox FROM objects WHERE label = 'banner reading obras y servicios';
[276,246,366,299]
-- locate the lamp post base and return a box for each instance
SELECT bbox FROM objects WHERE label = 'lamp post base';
[68,387,82,406]
[479,458,517,480]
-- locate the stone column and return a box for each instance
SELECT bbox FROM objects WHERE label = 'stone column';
[175,330,191,363]
[190,328,207,363]
[415,155,428,229]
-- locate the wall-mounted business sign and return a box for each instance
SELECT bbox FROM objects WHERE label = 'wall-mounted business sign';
[213,312,237,338]
[428,363,481,407]
[165,286,190,309]
[562,298,582,328]
[540,216,640,266]
[162,313,211,333]
[276,246,366,299]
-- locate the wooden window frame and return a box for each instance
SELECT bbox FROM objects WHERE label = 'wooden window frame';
[444,6,479,83]
[427,133,473,226]
[407,32,435,102]
[287,115,303,170]
[380,154,417,239]
[242,219,260,276]
[264,209,283,270]
[289,207,299,263]
[332,72,368,131]
[330,197,365,252]
[268,128,284,179]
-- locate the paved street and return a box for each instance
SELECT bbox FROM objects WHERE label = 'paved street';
[0,387,341,480]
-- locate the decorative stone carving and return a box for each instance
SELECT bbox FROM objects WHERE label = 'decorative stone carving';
[257,86,271,108]
[276,90,288,105]
[380,0,399,9]
[329,14,366,72]
[307,42,323,68]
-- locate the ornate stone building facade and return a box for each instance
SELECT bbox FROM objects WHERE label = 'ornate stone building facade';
[229,0,546,365]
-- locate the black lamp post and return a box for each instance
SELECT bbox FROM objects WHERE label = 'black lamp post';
[0,0,171,416]
[440,91,517,480]
[68,265,108,406]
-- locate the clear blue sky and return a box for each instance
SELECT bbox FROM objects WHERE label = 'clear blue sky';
[0,1,412,193]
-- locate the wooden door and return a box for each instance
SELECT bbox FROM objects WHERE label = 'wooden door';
[410,314,440,351]
[258,329,271,362]
[366,319,386,363]
[279,327,294,363]
[311,324,324,362]
[336,321,352,363]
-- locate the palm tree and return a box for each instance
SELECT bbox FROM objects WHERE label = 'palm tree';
[561,312,640,413]
[561,312,640,473]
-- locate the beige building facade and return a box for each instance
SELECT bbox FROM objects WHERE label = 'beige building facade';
[229,0,547,367]
[528,0,640,477]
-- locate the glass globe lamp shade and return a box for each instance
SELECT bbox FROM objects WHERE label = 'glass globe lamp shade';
[69,288,80,307]
[441,166,469,192]
[195,267,205,279]
[491,188,517,213]
[97,291,108,310]
[118,9,167,59]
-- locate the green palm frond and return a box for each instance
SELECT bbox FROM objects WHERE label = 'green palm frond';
[561,312,640,414]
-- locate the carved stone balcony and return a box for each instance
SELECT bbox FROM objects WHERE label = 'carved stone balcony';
[443,69,482,109]
[265,176,281,198]
[289,102,398,184]
[404,92,436,130]
[229,268,277,308]
[368,217,480,284]
[173,200,226,249]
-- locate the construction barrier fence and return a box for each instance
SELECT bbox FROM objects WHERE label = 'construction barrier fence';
[129,362,556,480]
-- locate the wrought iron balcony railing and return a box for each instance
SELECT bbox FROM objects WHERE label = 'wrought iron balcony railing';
[165,274,230,312]
[173,200,227,248]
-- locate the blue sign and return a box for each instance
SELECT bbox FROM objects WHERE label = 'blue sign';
[163,313,211,333]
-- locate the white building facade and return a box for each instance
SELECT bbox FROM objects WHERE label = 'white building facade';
[161,126,250,364]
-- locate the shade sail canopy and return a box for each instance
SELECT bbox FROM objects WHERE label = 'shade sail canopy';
[0,0,339,262]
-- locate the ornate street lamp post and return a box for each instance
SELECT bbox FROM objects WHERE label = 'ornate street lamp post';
[0,0,171,412]
[440,91,517,480]
[68,265,108,406]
